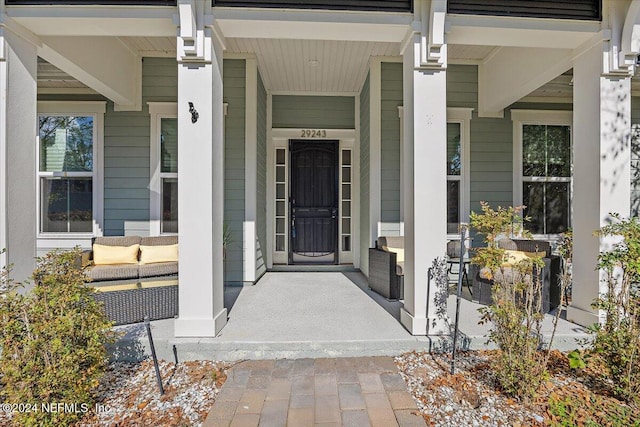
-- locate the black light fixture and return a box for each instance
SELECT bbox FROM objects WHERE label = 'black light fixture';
[188,102,199,123]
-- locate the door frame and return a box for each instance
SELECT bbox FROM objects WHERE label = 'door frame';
[288,139,339,265]
[267,128,358,267]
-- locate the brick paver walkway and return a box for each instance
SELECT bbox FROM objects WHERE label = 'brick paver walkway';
[203,357,427,427]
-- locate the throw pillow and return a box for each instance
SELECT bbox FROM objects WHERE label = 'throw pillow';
[93,244,140,265]
[139,244,179,265]
[387,247,404,263]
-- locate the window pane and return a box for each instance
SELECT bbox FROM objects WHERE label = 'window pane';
[161,178,178,233]
[545,182,570,234]
[342,218,351,234]
[276,165,286,182]
[447,123,461,176]
[276,235,285,252]
[276,201,285,217]
[342,150,351,166]
[342,201,351,217]
[161,118,178,173]
[276,218,285,234]
[276,149,285,165]
[342,235,351,252]
[41,178,92,233]
[342,184,351,200]
[41,178,68,232]
[39,116,93,172]
[276,183,286,199]
[523,125,546,176]
[523,182,544,234]
[447,180,460,234]
[68,179,93,232]
[546,125,571,177]
[342,167,351,183]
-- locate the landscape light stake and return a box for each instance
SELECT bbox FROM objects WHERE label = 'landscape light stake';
[451,224,468,375]
[145,316,164,396]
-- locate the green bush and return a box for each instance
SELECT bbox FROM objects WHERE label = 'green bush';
[0,249,115,427]
[471,202,548,402]
[590,215,640,406]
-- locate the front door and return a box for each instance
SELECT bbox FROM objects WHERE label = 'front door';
[289,140,338,264]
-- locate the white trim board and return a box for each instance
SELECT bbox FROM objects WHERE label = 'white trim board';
[244,58,258,283]
[268,128,358,266]
[0,58,6,268]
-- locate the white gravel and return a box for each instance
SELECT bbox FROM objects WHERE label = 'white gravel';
[395,351,545,427]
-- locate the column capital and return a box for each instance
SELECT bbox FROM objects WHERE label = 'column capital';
[401,0,447,71]
[176,0,225,64]
[604,0,640,77]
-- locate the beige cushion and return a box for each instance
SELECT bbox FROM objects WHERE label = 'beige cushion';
[387,247,404,263]
[140,235,178,246]
[501,250,542,268]
[139,261,178,278]
[86,264,139,281]
[93,244,140,265]
[139,244,179,265]
[378,236,404,251]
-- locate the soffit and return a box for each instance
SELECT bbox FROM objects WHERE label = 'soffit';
[448,44,496,60]
[226,38,400,93]
[37,58,91,90]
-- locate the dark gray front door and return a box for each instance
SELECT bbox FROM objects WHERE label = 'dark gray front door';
[289,140,339,264]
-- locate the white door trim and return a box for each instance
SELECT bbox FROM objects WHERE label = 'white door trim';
[268,128,359,265]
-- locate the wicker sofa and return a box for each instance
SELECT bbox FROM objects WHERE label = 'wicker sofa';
[82,235,178,325]
[470,239,561,313]
[368,236,404,300]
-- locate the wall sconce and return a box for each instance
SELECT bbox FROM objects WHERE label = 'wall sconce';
[188,102,199,123]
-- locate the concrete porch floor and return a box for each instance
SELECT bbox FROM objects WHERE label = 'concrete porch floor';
[110,271,589,362]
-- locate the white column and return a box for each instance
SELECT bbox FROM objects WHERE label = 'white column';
[568,41,632,327]
[401,34,448,335]
[174,27,227,337]
[244,58,257,283]
[0,25,38,282]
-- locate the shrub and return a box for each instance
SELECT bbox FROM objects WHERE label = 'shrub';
[590,215,640,406]
[0,249,116,427]
[471,202,549,402]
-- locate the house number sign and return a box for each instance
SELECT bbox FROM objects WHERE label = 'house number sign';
[300,129,327,138]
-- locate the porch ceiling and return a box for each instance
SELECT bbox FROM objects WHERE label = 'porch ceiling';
[226,38,399,93]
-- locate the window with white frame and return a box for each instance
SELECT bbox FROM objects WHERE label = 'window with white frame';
[512,110,572,235]
[446,109,472,237]
[37,102,105,235]
[149,103,178,235]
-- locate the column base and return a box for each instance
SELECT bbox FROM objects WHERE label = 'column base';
[400,308,427,336]
[566,305,600,329]
[174,308,228,337]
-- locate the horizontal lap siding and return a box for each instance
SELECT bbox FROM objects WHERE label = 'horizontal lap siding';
[104,57,177,236]
[272,96,355,129]
[380,62,402,231]
[360,73,371,276]
[256,73,267,279]
[447,0,600,20]
[224,59,246,284]
[7,0,175,4]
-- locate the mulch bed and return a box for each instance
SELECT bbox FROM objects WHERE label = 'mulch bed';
[396,350,640,427]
